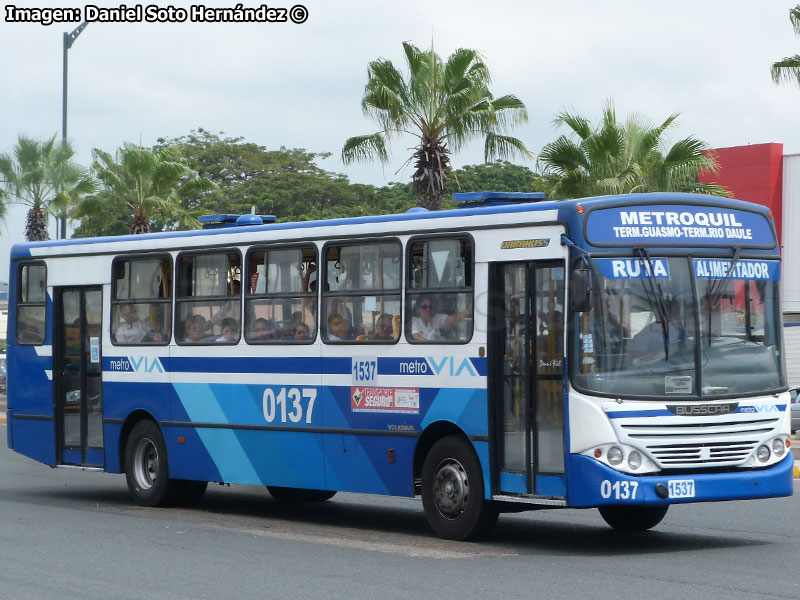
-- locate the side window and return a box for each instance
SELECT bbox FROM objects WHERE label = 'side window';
[323,240,401,343]
[245,246,317,343]
[406,237,473,343]
[111,256,172,345]
[176,251,241,344]
[17,263,46,345]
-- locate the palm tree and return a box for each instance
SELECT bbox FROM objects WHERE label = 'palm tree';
[76,143,214,235]
[771,4,800,88]
[342,42,530,210]
[0,134,95,241]
[535,102,728,200]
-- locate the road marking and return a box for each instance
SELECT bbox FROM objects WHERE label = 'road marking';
[99,505,517,558]
[242,528,516,558]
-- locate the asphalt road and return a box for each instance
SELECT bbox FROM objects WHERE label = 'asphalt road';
[1,425,798,600]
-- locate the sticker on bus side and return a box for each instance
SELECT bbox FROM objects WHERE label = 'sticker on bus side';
[351,387,420,414]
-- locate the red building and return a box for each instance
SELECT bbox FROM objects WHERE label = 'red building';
[700,143,800,384]
[699,143,785,243]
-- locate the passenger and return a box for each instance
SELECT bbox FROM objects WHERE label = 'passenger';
[186,314,209,343]
[216,317,239,343]
[410,297,472,341]
[249,317,275,342]
[374,313,396,341]
[293,322,311,341]
[113,303,145,343]
[327,313,349,341]
[280,310,305,339]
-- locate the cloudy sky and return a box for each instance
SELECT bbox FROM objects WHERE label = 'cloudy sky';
[1,0,799,278]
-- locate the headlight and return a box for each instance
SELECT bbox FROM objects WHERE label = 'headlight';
[607,447,623,465]
[772,438,785,457]
[756,445,770,463]
[628,451,642,470]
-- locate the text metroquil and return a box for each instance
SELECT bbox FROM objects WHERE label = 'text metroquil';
[610,209,756,240]
[4,4,305,25]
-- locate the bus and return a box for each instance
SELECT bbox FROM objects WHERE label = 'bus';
[6,191,794,540]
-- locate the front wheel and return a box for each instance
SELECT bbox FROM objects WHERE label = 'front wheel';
[599,505,669,531]
[421,436,498,540]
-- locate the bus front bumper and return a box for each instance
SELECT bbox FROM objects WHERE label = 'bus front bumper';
[566,452,795,508]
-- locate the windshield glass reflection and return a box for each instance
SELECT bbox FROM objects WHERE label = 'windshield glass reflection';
[571,256,783,398]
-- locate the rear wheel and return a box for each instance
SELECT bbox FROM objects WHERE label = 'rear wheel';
[267,486,337,503]
[598,505,669,531]
[124,420,183,507]
[421,436,498,540]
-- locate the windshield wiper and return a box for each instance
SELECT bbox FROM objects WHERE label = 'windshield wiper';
[707,247,742,309]
[704,246,742,345]
[634,247,671,360]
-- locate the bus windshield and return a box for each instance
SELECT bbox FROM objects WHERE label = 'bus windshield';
[572,255,784,398]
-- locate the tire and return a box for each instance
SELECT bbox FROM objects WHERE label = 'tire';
[267,486,337,503]
[421,435,498,540]
[598,505,669,531]
[124,420,182,507]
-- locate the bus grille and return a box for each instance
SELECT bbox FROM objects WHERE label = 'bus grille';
[613,417,780,469]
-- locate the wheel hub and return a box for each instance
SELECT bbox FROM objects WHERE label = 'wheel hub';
[432,458,469,519]
[133,437,158,490]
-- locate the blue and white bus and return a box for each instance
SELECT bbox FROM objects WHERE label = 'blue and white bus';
[6,192,794,539]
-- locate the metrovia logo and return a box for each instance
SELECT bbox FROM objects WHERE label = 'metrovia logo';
[667,403,738,416]
[428,356,478,376]
[738,404,781,414]
[128,356,164,373]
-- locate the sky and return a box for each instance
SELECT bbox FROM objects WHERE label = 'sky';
[1,0,799,280]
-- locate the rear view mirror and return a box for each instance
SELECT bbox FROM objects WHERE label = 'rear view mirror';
[570,266,593,313]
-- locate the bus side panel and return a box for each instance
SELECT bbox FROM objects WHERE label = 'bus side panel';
[321,384,488,496]
[162,425,223,482]
[168,382,326,488]
[7,345,54,417]
[9,419,57,466]
[102,423,123,472]
[7,345,56,465]
[101,379,171,472]
[102,380,171,422]
[323,433,416,496]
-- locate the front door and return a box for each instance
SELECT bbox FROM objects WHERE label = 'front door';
[56,287,104,466]
[489,261,566,496]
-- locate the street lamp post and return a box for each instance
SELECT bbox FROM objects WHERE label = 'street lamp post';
[60,21,89,240]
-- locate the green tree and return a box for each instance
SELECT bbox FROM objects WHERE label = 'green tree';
[158,129,375,222]
[74,143,214,236]
[771,5,800,88]
[451,161,537,194]
[342,42,530,211]
[535,102,727,200]
[0,134,94,241]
